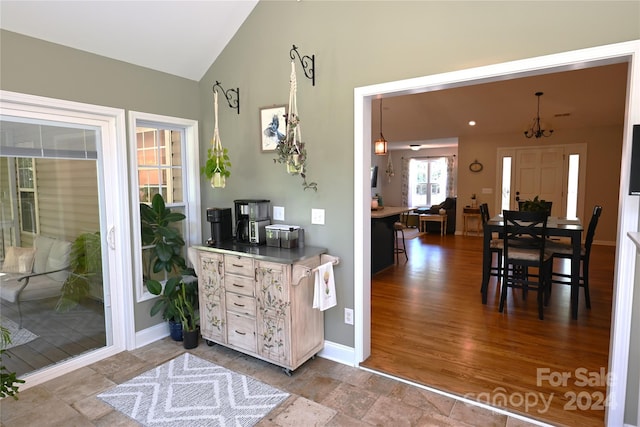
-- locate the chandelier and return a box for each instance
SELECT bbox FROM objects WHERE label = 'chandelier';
[524,91,554,139]
[374,99,388,155]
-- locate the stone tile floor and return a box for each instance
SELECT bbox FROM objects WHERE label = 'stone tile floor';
[1,338,546,426]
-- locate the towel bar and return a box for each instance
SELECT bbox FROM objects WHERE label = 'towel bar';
[292,254,340,286]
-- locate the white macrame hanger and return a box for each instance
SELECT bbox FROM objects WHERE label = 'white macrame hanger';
[212,91,223,170]
[287,61,301,151]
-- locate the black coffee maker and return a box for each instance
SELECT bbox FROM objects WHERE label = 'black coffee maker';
[206,207,232,246]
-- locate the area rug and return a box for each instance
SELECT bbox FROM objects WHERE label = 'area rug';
[98,353,289,427]
[0,315,38,350]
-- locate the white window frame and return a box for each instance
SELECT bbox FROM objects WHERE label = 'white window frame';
[128,111,201,302]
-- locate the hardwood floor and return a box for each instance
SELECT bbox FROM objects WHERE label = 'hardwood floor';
[362,232,614,427]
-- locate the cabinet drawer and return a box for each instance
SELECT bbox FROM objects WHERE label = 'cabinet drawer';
[225,292,256,317]
[225,274,255,296]
[227,313,256,352]
[224,255,254,277]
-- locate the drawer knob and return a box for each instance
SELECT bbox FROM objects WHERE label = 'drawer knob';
[234,302,245,307]
[235,330,246,335]
[232,283,244,288]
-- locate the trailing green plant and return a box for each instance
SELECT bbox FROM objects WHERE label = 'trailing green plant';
[140,193,187,277]
[56,232,102,312]
[0,325,24,400]
[273,114,317,191]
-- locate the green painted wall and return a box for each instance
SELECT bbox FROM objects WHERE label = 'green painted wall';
[2,1,640,422]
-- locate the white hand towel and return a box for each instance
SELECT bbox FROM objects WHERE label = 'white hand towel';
[313,262,337,311]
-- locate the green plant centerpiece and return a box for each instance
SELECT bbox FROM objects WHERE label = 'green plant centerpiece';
[201,90,231,188]
[521,195,550,213]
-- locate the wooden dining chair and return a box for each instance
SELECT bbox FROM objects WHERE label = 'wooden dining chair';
[499,210,553,320]
[546,205,602,310]
[479,203,502,281]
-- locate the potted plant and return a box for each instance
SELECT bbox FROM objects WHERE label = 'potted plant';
[56,231,102,312]
[201,146,231,188]
[521,195,551,213]
[201,90,231,188]
[140,193,187,277]
[174,281,200,349]
[274,113,317,191]
[141,193,191,340]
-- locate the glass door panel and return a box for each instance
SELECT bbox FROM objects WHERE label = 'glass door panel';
[0,119,110,377]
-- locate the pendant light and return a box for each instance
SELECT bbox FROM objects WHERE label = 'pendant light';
[524,91,554,139]
[374,99,388,155]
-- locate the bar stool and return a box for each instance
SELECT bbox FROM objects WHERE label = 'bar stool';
[393,222,408,263]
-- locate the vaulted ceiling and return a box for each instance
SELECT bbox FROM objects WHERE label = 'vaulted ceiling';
[1,1,628,150]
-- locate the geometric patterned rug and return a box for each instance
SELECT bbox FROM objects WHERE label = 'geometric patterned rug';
[0,315,38,350]
[97,353,289,426]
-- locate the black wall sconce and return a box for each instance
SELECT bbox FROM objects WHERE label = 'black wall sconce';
[290,44,315,86]
[212,80,240,115]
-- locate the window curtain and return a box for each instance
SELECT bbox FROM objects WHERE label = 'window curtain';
[401,157,410,206]
[446,155,455,197]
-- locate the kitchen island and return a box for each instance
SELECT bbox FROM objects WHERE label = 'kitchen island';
[371,206,413,274]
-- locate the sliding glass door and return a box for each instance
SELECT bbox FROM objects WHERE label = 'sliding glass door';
[0,91,132,383]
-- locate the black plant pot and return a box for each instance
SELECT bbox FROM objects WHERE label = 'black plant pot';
[168,320,183,341]
[182,327,200,349]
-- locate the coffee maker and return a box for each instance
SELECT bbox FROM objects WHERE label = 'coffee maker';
[206,207,232,246]
[234,199,271,245]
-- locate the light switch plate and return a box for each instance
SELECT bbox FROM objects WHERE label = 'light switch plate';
[273,206,285,221]
[311,208,325,225]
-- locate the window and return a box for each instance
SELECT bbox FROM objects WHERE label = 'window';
[408,157,447,207]
[16,158,38,234]
[129,112,201,302]
[566,154,579,219]
[501,156,512,214]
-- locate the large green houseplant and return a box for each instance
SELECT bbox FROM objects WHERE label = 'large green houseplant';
[140,193,187,277]
[56,231,102,312]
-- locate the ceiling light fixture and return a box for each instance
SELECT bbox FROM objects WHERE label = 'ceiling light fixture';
[524,91,554,139]
[374,99,388,155]
[410,144,420,151]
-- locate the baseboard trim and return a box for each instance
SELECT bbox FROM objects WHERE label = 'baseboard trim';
[317,340,357,367]
[135,321,169,349]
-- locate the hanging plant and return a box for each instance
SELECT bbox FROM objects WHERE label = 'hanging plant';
[273,61,317,191]
[201,90,231,188]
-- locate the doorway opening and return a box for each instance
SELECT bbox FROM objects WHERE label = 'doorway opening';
[353,41,640,426]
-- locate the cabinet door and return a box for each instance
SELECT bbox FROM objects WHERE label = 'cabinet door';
[255,261,290,365]
[198,252,226,342]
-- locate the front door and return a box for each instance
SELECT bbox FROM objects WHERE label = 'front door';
[514,147,565,216]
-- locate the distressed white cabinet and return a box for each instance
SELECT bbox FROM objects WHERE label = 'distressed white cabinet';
[188,246,326,373]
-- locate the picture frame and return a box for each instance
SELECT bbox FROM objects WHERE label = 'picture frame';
[259,105,287,152]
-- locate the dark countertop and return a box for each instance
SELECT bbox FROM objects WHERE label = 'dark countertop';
[191,242,327,264]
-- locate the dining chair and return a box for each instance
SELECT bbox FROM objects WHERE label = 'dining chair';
[479,203,502,281]
[499,210,553,320]
[546,205,602,310]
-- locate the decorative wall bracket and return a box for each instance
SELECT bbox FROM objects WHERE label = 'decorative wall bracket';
[212,80,240,114]
[289,44,315,86]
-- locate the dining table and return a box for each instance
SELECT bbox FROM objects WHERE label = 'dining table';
[481,215,584,319]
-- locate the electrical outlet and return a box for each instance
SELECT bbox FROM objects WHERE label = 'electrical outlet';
[344,308,354,325]
[311,208,325,225]
[273,206,285,221]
